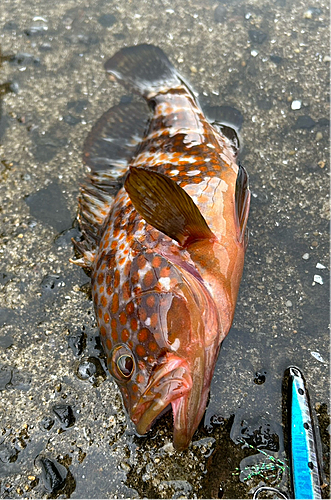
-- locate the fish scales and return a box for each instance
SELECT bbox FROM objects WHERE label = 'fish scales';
[72,44,250,450]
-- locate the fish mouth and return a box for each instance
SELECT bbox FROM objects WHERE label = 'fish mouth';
[131,353,194,445]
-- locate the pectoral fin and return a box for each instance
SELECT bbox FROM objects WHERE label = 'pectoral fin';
[124,167,215,247]
[235,162,251,248]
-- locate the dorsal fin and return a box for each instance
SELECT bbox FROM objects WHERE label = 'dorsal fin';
[72,102,150,267]
[83,100,150,181]
[235,163,251,248]
[124,167,215,247]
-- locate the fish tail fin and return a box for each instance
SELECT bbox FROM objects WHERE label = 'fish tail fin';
[104,44,182,98]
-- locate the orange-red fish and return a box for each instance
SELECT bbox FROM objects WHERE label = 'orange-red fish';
[71,44,250,450]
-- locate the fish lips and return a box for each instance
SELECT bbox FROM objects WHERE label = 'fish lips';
[131,354,193,444]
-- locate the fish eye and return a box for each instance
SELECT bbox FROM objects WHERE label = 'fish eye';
[109,345,135,382]
[117,355,134,378]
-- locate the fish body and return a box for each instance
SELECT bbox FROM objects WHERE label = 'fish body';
[72,45,250,450]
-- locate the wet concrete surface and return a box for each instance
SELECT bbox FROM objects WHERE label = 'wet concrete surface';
[0,0,329,498]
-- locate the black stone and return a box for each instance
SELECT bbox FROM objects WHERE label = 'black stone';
[294,115,316,129]
[40,457,67,493]
[98,14,117,27]
[270,54,283,64]
[52,404,75,428]
[249,29,267,44]
[39,416,55,431]
[68,330,86,357]
[254,371,266,385]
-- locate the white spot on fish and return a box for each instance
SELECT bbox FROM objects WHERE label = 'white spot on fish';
[170,338,180,351]
[158,277,171,291]
[169,169,179,176]
[186,169,201,176]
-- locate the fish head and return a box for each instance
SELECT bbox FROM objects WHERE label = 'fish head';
[103,257,220,451]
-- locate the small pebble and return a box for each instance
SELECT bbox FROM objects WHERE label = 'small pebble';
[315,132,323,141]
[313,275,323,285]
[286,300,292,307]
[316,263,326,269]
[303,7,322,19]
[323,55,331,62]
[311,351,326,363]
[190,66,197,73]
[251,50,259,57]
[291,100,302,110]
[302,253,309,260]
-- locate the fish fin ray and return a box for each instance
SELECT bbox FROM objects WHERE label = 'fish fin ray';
[83,101,150,175]
[77,184,113,248]
[70,237,96,270]
[104,44,181,98]
[235,162,251,245]
[125,167,215,247]
[77,101,150,252]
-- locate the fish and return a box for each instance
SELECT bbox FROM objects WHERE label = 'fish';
[71,44,250,450]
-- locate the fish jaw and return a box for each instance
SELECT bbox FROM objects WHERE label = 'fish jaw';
[131,353,193,436]
[130,343,217,451]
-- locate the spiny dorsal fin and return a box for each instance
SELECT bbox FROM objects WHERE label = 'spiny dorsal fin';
[124,167,215,247]
[235,163,251,247]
